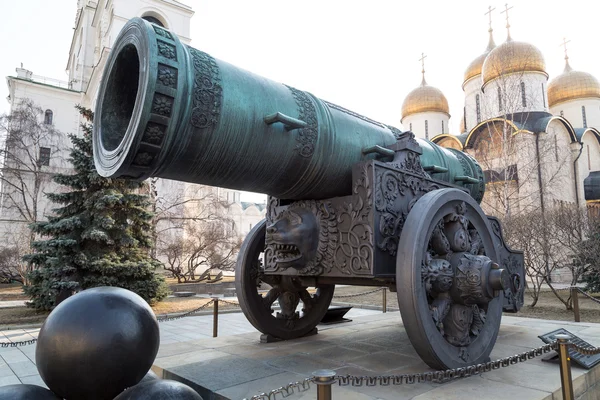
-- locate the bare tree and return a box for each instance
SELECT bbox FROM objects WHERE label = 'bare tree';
[152,183,242,281]
[0,99,63,246]
[0,228,33,284]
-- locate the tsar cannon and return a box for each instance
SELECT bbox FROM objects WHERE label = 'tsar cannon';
[93,18,525,370]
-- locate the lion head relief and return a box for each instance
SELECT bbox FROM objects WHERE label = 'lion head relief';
[265,201,337,275]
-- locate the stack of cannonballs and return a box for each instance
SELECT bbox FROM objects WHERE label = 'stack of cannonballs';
[0,287,203,400]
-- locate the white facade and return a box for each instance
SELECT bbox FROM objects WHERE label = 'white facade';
[402,111,449,141]
[463,77,483,132]
[481,72,549,120]
[550,98,600,130]
[1,0,266,258]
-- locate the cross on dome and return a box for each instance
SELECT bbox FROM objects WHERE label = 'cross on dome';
[560,37,572,72]
[501,3,514,40]
[419,52,428,86]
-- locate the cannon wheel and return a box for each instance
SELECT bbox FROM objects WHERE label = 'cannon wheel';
[396,188,502,369]
[236,219,335,340]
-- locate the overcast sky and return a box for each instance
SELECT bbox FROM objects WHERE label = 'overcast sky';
[1,0,599,201]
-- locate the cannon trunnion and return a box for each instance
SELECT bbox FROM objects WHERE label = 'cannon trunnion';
[93,18,525,370]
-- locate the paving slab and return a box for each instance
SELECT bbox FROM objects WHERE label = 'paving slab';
[153,312,600,400]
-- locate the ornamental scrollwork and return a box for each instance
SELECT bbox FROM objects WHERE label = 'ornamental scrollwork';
[188,47,222,130]
[286,85,318,158]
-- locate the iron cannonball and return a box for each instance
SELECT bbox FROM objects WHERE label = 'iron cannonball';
[113,379,204,400]
[0,384,60,400]
[35,286,160,400]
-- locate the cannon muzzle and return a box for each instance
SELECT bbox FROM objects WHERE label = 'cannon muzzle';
[94,18,484,201]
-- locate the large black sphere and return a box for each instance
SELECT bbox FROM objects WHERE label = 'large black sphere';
[0,384,60,400]
[114,380,203,400]
[36,287,160,400]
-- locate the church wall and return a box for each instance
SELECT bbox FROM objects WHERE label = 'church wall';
[401,111,449,141]
[538,121,576,205]
[463,77,483,132]
[481,73,548,121]
[550,98,600,130]
[578,132,600,203]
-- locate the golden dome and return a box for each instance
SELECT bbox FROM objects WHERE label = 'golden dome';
[548,60,600,107]
[401,79,450,121]
[463,30,496,87]
[482,39,547,87]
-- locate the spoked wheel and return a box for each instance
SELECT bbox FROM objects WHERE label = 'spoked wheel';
[397,189,509,369]
[235,219,335,340]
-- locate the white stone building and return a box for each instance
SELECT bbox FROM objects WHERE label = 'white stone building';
[400,15,600,217]
[1,0,265,256]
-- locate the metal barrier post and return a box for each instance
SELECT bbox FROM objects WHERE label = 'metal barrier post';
[382,287,387,313]
[313,370,336,400]
[571,287,580,322]
[213,298,219,338]
[555,334,574,400]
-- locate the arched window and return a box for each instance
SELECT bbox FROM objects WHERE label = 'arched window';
[142,15,165,27]
[476,95,481,123]
[409,122,412,132]
[520,82,527,107]
[497,87,503,112]
[44,109,53,125]
[425,120,429,140]
[441,120,445,134]
[582,106,588,128]
[541,83,546,107]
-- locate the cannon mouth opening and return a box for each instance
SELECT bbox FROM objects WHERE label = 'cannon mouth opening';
[99,44,140,152]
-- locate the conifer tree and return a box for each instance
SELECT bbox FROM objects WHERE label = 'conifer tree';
[23,106,168,310]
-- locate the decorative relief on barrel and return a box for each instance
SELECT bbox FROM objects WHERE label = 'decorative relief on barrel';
[153,25,173,41]
[187,48,222,130]
[151,94,174,117]
[157,64,178,88]
[285,85,317,158]
[157,41,177,60]
[142,123,166,146]
[133,152,154,167]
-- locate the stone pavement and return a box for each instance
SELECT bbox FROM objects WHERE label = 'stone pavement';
[153,313,600,400]
[0,307,380,391]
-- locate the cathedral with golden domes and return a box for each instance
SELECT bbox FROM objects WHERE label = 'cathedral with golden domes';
[401,6,600,218]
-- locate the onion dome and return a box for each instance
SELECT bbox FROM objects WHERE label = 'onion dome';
[548,58,600,107]
[401,76,450,121]
[463,28,496,87]
[482,39,547,87]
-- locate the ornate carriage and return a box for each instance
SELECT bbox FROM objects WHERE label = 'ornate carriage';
[93,18,525,369]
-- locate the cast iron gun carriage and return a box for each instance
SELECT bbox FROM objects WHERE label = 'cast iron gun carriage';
[93,18,525,369]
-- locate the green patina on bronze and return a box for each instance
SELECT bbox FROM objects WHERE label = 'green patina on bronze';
[93,18,484,202]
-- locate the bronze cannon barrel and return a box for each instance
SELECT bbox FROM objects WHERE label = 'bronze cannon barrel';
[94,18,484,201]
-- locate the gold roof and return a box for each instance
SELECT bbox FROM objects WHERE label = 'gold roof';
[463,30,496,87]
[482,39,547,86]
[548,60,600,107]
[401,80,450,120]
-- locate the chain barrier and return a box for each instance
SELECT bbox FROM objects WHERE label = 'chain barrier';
[245,377,313,400]
[567,342,600,356]
[0,338,37,348]
[246,341,558,398]
[157,299,215,322]
[575,287,600,306]
[0,297,229,346]
[218,299,241,307]
[332,287,384,299]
